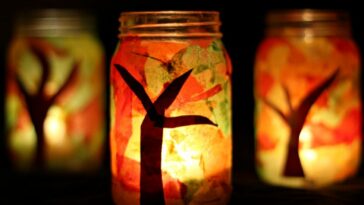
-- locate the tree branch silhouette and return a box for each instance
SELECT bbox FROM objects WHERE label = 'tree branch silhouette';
[262,69,339,177]
[163,116,217,128]
[154,69,192,110]
[114,64,218,205]
[16,42,79,169]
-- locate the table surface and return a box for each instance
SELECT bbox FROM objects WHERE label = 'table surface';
[2,169,364,205]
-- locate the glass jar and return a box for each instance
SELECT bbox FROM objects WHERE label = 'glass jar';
[254,10,361,188]
[110,11,232,204]
[6,9,106,172]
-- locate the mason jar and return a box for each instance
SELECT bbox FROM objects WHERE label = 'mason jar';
[254,10,361,188]
[6,9,106,172]
[110,11,232,204]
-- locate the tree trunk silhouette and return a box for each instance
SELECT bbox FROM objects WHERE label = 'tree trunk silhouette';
[115,64,217,205]
[16,43,78,169]
[262,69,339,177]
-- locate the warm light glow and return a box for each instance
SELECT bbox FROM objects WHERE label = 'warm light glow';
[162,129,204,180]
[111,24,232,203]
[299,127,317,162]
[6,22,105,171]
[255,10,361,188]
[44,106,66,146]
[301,149,317,162]
[299,127,312,149]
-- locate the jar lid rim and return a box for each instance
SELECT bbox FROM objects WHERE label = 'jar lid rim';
[120,10,219,16]
[119,10,221,38]
[267,9,349,24]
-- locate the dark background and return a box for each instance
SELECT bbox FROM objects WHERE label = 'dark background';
[1,0,364,204]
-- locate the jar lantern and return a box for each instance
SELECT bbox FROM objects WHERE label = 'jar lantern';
[254,10,362,187]
[5,9,106,172]
[110,11,232,204]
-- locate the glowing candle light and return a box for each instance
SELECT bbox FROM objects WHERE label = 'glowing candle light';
[6,9,105,172]
[254,10,361,188]
[110,11,232,204]
[44,106,66,147]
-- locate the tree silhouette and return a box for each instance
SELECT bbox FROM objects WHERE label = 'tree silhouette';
[114,64,217,205]
[16,42,79,169]
[261,69,339,177]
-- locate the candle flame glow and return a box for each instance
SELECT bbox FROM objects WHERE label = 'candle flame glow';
[44,106,66,146]
[299,127,317,162]
[301,149,317,162]
[299,126,312,148]
[162,129,204,180]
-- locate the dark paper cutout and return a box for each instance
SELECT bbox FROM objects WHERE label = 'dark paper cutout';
[262,69,339,177]
[114,64,217,205]
[16,42,79,169]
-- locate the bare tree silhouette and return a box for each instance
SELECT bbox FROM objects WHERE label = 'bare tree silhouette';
[16,42,79,169]
[115,64,217,205]
[261,69,339,177]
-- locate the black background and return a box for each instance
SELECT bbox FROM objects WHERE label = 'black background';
[1,0,364,204]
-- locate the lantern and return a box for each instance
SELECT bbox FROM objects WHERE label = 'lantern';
[254,10,361,187]
[5,9,105,172]
[110,11,232,204]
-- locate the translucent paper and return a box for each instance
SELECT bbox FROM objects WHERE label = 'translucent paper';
[6,12,105,172]
[254,36,362,187]
[110,37,232,204]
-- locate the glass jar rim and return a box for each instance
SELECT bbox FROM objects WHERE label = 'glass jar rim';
[14,9,95,37]
[266,9,349,25]
[265,9,351,37]
[119,10,222,38]
[121,10,219,15]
